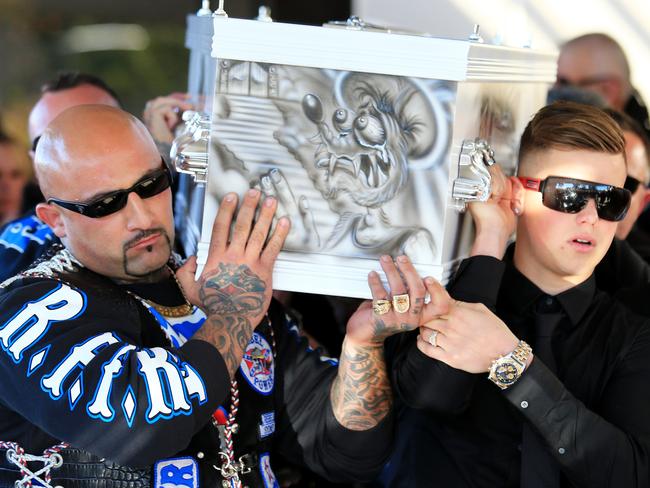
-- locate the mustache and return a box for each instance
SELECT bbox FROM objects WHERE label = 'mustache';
[123,228,166,251]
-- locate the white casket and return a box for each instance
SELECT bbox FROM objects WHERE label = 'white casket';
[173,12,556,298]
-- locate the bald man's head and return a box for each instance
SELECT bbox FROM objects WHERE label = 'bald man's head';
[34,104,158,200]
[28,83,120,152]
[34,104,174,281]
[557,33,632,110]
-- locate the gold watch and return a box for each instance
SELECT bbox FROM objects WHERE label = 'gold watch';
[488,340,532,390]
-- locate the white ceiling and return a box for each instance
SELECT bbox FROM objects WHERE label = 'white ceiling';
[354,0,650,105]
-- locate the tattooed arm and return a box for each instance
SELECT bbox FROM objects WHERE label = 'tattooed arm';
[177,190,290,377]
[330,254,428,429]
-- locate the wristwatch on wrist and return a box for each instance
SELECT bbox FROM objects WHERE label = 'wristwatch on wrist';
[488,340,532,390]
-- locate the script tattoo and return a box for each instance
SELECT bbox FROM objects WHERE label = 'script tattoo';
[372,318,415,343]
[330,340,392,430]
[194,263,267,377]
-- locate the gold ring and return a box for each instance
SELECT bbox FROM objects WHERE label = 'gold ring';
[372,299,392,315]
[392,293,410,314]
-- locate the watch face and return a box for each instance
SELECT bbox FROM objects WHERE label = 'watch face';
[494,362,519,385]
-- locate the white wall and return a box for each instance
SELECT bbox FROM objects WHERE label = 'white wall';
[353,0,650,106]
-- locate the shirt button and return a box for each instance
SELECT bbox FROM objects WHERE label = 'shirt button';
[545,297,554,306]
[520,401,529,409]
[558,447,566,455]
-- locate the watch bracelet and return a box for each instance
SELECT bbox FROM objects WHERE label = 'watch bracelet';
[512,340,532,365]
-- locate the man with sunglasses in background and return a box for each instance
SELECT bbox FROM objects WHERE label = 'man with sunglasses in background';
[0,104,430,487]
[384,101,650,487]
[594,109,650,296]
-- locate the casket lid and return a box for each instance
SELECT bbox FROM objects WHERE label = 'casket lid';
[211,16,557,82]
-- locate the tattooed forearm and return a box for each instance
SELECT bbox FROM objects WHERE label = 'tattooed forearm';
[193,263,266,378]
[330,338,392,431]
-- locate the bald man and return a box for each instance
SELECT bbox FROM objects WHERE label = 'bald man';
[0,73,121,282]
[0,105,416,487]
[0,72,192,282]
[556,33,650,138]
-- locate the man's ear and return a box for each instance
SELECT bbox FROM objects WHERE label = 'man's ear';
[509,176,525,215]
[640,188,650,216]
[35,203,66,238]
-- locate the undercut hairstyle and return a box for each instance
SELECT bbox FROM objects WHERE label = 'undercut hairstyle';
[518,101,626,173]
[41,71,121,106]
[604,108,650,147]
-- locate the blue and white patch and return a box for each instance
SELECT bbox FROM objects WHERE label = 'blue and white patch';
[144,305,206,347]
[154,457,199,488]
[239,332,274,395]
[259,453,279,488]
[0,215,54,253]
[258,411,275,439]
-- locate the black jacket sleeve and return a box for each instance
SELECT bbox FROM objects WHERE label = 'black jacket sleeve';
[0,278,230,467]
[270,307,393,482]
[389,256,504,413]
[503,324,650,488]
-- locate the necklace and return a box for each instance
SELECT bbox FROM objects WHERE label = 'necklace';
[144,266,193,318]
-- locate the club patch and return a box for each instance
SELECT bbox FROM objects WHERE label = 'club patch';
[239,332,274,395]
[259,453,279,488]
[154,457,199,488]
[258,411,275,439]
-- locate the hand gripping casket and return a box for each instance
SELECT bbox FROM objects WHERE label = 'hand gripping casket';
[173,13,556,298]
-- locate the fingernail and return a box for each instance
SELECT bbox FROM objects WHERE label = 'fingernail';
[397,255,409,263]
[425,277,435,285]
[264,197,275,207]
[381,255,392,262]
[224,193,235,202]
[248,189,259,197]
[278,217,290,227]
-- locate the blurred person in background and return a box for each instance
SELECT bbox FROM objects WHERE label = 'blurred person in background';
[556,33,650,139]
[0,131,28,226]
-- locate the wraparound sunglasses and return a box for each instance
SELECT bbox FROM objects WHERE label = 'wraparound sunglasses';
[48,159,172,218]
[518,175,631,222]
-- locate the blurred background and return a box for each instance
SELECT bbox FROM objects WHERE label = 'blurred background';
[0,0,348,149]
[1,0,647,153]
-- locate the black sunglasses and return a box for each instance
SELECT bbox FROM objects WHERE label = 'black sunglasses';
[624,175,643,194]
[518,175,631,222]
[48,159,172,218]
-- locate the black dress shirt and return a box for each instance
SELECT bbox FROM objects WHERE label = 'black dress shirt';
[387,255,650,488]
[595,237,650,295]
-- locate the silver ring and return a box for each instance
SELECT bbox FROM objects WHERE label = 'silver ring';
[428,330,439,348]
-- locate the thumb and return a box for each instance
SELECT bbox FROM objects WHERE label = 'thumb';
[176,256,200,305]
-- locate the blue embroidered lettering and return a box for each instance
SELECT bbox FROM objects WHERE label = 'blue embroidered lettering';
[42,332,118,399]
[87,344,137,420]
[137,348,195,422]
[0,284,85,362]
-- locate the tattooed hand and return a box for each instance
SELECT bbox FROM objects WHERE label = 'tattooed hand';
[345,255,426,347]
[331,254,426,430]
[176,189,290,377]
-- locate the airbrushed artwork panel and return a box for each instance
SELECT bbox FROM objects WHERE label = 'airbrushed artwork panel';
[207,61,455,265]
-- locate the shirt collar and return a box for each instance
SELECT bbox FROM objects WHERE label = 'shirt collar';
[500,244,596,326]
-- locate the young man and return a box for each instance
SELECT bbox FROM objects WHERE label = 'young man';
[387,101,650,487]
[0,105,428,487]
